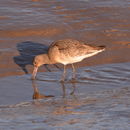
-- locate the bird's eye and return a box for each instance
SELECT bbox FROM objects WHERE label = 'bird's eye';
[33,61,36,65]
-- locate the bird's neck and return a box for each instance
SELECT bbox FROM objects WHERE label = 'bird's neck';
[43,54,55,64]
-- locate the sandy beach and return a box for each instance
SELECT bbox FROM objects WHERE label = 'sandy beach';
[0,0,130,129]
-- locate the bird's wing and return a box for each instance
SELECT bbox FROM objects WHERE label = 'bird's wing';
[49,39,93,57]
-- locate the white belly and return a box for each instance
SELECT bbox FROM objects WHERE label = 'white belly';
[57,50,103,65]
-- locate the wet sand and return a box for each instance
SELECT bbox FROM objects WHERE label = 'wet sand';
[0,0,130,129]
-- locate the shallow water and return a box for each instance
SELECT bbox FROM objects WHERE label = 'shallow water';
[0,62,130,129]
[0,0,130,129]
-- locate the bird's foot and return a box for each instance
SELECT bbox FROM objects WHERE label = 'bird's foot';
[31,76,36,80]
[60,77,68,83]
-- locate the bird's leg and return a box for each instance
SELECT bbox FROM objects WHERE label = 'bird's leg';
[61,65,66,82]
[71,64,76,80]
[44,64,51,72]
[54,64,62,71]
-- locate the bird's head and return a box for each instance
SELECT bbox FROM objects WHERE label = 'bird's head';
[32,54,50,80]
[33,54,45,68]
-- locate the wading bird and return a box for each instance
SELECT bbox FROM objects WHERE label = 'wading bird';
[32,39,105,81]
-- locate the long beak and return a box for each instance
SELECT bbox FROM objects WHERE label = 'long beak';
[32,66,38,80]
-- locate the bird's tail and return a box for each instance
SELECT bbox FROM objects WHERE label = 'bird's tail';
[97,45,106,51]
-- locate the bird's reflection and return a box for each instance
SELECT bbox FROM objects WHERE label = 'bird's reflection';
[32,80,54,100]
[60,80,77,99]
[31,79,78,101]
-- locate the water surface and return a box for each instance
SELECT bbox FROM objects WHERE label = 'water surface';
[0,0,130,129]
[0,62,130,129]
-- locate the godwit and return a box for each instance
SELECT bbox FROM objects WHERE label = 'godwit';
[32,39,105,81]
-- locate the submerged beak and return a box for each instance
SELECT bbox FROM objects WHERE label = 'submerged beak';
[32,66,38,80]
